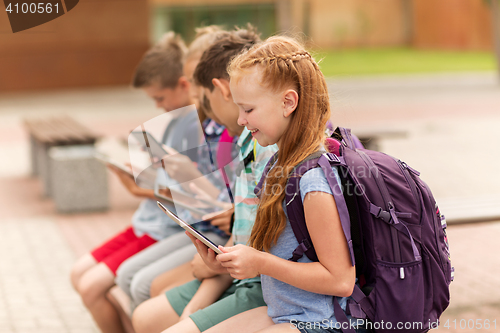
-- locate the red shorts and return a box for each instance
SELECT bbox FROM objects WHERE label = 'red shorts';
[90,226,156,275]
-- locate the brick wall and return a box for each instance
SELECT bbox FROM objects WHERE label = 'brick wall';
[306,0,408,48]
[412,0,493,50]
[0,0,150,92]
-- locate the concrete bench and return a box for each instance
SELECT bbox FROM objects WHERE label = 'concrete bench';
[49,145,108,213]
[24,116,108,213]
[437,195,500,225]
[24,116,100,196]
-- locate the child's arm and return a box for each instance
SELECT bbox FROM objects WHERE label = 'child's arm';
[179,273,234,320]
[108,166,157,199]
[161,147,221,199]
[217,191,356,297]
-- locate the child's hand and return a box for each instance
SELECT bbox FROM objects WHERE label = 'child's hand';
[202,207,234,236]
[216,244,263,280]
[162,146,202,183]
[186,232,228,274]
[107,165,139,195]
[191,253,218,280]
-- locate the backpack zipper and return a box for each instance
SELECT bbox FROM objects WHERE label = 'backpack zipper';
[358,151,392,209]
[397,160,422,221]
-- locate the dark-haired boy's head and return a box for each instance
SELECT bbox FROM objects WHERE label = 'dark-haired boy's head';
[194,27,261,92]
[132,32,192,112]
[183,25,227,124]
[193,27,261,136]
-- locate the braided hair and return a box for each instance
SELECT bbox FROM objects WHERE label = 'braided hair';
[228,36,331,252]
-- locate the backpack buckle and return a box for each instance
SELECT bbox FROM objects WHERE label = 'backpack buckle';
[288,239,312,262]
[370,204,392,223]
[325,152,339,163]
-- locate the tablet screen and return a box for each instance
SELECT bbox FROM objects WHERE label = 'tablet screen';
[156,201,222,254]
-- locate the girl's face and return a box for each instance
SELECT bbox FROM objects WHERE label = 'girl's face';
[230,67,297,148]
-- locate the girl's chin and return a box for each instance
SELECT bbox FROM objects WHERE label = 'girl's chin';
[254,136,277,148]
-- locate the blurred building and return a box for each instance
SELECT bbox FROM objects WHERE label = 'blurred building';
[413,0,493,50]
[0,0,495,93]
[0,0,149,92]
[150,0,494,49]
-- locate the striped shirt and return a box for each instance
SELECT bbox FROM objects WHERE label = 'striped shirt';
[232,128,278,285]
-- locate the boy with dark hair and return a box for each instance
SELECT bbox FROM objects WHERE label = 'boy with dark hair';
[132,32,193,114]
[114,26,234,311]
[131,26,277,333]
[70,32,206,333]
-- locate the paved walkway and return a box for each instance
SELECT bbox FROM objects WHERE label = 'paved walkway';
[0,72,499,332]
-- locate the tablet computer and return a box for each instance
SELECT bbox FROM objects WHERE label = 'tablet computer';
[154,183,208,216]
[94,153,133,177]
[130,130,169,160]
[157,201,222,254]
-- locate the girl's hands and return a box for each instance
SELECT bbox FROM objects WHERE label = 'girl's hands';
[186,232,228,274]
[216,244,264,280]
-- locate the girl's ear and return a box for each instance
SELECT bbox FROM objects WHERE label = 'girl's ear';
[283,89,299,118]
[212,78,232,101]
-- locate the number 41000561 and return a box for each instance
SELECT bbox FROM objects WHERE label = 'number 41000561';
[5,2,59,14]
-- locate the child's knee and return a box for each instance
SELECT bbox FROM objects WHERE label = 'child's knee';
[132,295,177,333]
[114,266,133,299]
[129,271,151,306]
[76,266,115,308]
[132,299,157,333]
[149,275,164,297]
[70,263,81,290]
[70,253,96,290]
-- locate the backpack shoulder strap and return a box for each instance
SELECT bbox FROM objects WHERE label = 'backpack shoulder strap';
[285,152,355,266]
[285,156,322,262]
[254,152,278,198]
[317,154,355,266]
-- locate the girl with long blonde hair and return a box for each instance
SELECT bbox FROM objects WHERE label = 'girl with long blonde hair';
[201,36,365,333]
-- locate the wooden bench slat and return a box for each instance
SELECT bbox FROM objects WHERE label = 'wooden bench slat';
[56,116,99,142]
[24,116,99,145]
[52,117,91,143]
[41,118,76,144]
[27,119,62,143]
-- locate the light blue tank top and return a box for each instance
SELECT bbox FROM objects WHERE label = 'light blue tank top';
[261,166,349,327]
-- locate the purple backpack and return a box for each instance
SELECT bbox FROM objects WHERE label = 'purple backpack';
[255,127,453,333]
